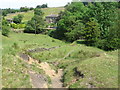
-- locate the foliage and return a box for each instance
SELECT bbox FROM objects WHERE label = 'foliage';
[30,7,34,10]
[51,2,119,51]
[2,18,10,36]
[2,8,20,16]
[11,23,26,29]
[36,4,48,8]
[13,14,24,24]
[20,7,30,12]
[24,8,45,34]
[2,25,10,36]
[83,18,100,45]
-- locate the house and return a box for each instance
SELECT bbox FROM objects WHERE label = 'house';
[45,14,58,24]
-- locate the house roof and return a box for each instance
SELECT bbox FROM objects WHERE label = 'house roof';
[46,14,58,18]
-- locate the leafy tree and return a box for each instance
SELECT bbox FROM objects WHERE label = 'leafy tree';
[2,25,10,36]
[30,7,34,10]
[24,8,45,34]
[88,2,118,39]
[13,14,24,24]
[51,2,119,51]
[2,8,20,16]
[2,18,10,36]
[83,18,100,45]
[96,9,120,50]
[51,2,88,41]
[20,7,29,12]
[36,4,48,8]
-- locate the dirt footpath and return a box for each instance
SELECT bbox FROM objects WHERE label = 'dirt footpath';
[40,62,63,88]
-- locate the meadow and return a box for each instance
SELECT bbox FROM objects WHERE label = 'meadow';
[5,7,64,23]
[2,31,118,88]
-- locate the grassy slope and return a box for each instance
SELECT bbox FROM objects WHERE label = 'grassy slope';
[31,42,118,88]
[5,7,65,23]
[2,32,118,88]
[2,32,65,88]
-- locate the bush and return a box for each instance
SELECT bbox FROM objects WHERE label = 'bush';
[12,43,19,49]
[11,23,26,29]
[11,23,18,29]
[18,24,26,28]
[2,25,10,36]
[13,14,24,24]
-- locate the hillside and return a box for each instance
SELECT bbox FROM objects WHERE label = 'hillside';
[2,32,118,88]
[5,7,65,22]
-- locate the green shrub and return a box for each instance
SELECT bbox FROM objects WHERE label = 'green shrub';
[11,23,26,29]
[13,14,24,24]
[11,23,18,29]
[12,43,19,49]
[2,25,10,37]
[18,24,26,28]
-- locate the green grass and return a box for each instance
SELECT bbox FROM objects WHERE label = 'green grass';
[2,32,66,88]
[2,32,118,88]
[62,55,118,88]
[5,7,65,23]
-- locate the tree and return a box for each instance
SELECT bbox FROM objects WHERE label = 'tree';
[83,18,100,46]
[36,4,48,8]
[24,8,45,34]
[30,7,34,10]
[13,14,24,24]
[20,7,29,12]
[2,18,10,36]
[88,2,118,39]
[41,4,48,8]
[50,2,119,51]
[96,9,120,50]
[2,8,20,16]
[51,2,88,41]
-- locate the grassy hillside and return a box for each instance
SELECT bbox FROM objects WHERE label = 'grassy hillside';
[2,32,66,88]
[2,32,118,88]
[5,7,64,22]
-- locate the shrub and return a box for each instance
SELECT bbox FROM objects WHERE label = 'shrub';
[2,25,10,37]
[12,43,19,49]
[13,14,24,24]
[11,23,26,29]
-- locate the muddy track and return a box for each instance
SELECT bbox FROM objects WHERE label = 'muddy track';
[19,47,64,88]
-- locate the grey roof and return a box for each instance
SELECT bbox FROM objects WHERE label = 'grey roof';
[46,14,58,18]
[6,18,13,20]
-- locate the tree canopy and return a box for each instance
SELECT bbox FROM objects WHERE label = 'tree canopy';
[24,8,45,34]
[13,14,24,24]
[49,2,119,51]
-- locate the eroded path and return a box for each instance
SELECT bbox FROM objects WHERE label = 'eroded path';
[28,71,48,88]
[40,62,63,88]
[19,47,64,88]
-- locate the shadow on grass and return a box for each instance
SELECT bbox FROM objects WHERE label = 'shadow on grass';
[76,40,86,45]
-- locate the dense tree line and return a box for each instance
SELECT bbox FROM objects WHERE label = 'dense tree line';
[20,6,34,12]
[2,7,34,16]
[2,4,47,16]
[2,8,20,16]
[49,2,119,51]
